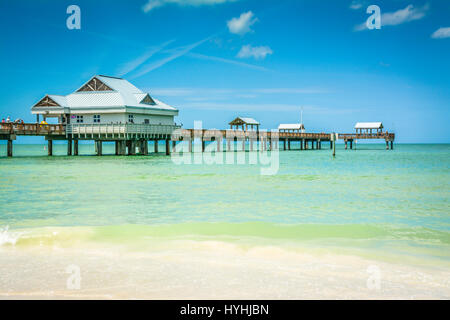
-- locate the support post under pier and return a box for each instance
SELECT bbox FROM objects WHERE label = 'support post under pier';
[48,140,53,156]
[67,139,72,156]
[7,140,13,157]
[166,139,171,155]
[95,140,102,156]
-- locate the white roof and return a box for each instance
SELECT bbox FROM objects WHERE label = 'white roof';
[278,123,305,130]
[32,75,177,113]
[355,122,383,129]
[239,117,259,125]
[48,95,67,106]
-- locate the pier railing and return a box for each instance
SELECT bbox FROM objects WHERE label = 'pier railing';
[66,123,181,138]
[0,122,65,135]
[338,132,395,140]
[178,129,333,140]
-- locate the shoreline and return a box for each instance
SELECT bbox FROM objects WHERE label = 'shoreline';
[1,236,449,299]
[1,224,449,299]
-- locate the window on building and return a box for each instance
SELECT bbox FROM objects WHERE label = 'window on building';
[93,115,101,123]
[128,115,134,123]
[144,119,149,124]
[76,115,84,123]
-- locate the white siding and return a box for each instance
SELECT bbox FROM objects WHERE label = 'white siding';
[69,113,174,125]
[130,114,174,125]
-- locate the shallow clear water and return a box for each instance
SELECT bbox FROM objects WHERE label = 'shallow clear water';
[0,143,449,298]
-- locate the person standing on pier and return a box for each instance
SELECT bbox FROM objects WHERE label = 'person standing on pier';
[6,116,11,123]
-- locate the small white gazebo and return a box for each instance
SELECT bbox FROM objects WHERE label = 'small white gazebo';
[354,122,383,134]
[278,123,305,133]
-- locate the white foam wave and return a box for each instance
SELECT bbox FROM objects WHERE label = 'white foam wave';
[0,226,22,246]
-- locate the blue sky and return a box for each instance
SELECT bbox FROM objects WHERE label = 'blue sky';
[0,0,449,143]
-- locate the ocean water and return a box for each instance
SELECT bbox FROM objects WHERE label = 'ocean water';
[0,143,449,299]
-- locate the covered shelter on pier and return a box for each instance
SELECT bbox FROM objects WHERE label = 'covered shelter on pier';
[229,117,260,131]
[354,122,383,134]
[278,123,305,133]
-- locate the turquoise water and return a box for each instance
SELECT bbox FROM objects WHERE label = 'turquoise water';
[0,143,449,298]
[0,144,448,259]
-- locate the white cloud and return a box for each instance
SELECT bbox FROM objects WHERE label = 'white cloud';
[349,1,364,10]
[237,45,272,60]
[382,4,428,26]
[142,0,237,13]
[431,27,450,39]
[227,11,258,35]
[354,4,429,31]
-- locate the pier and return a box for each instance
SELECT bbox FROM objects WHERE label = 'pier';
[0,122,395,157]
[0,76,395,157]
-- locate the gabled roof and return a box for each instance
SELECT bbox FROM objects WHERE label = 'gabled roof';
[278,123,305,130]
[32,75,177,113]
[355,122,383,129]
[33,95,66,108]
[229,117,260,125]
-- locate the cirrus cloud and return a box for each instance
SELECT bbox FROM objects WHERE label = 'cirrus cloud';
[354,4,429,31]
[142,0,238,13]
[431,27,450,39]
[237,45,273,60]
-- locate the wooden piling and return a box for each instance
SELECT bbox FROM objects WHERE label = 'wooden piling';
[166,139,170,155]
[96,140,102,156]
[154,140,159,153]
[333,136,336,158]
[48,140,53,156]
[67,139,72,156]
[119,140,126,155]
[74,139,79,156]
[288,139,291,150]
[7,140,13,157]
[144,140,148,155]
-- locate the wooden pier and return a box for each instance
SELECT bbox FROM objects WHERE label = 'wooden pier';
[0,123,395,157]
[0,122,177,157]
